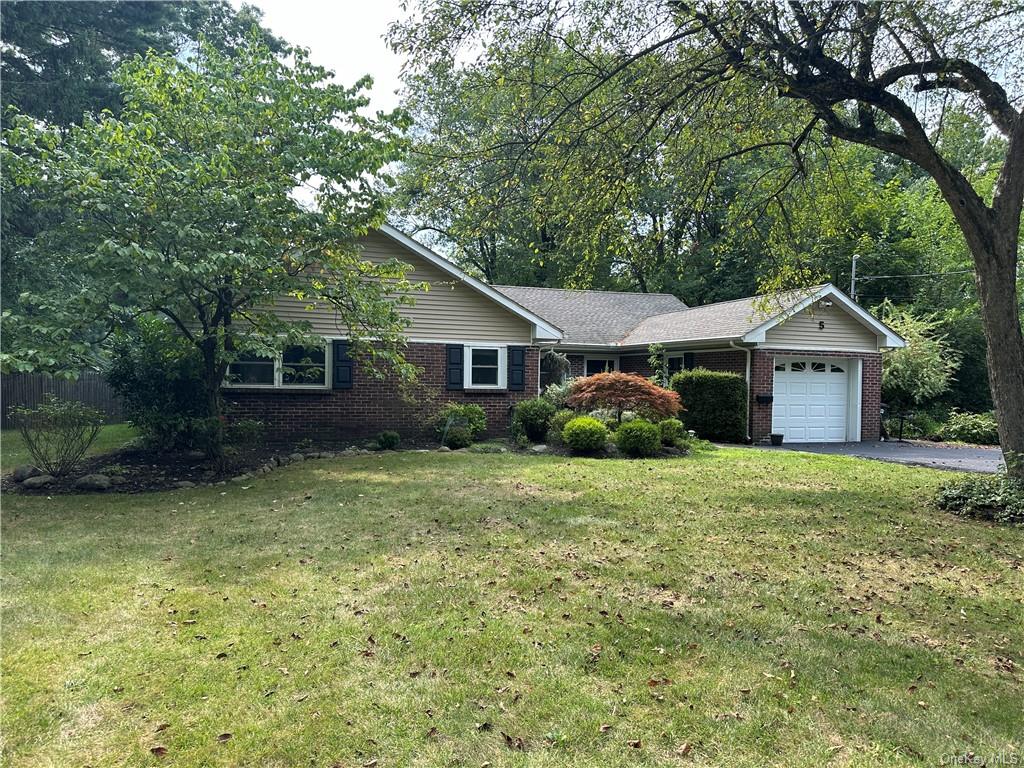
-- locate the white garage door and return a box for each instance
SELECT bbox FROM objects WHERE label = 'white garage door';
[772,358,849,442]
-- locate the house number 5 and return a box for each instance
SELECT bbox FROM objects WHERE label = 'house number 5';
[818,321,825,330]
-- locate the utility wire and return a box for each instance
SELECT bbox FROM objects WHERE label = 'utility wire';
[855,269,974,281]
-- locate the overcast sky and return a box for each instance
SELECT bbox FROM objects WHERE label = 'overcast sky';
[240,0,409,113]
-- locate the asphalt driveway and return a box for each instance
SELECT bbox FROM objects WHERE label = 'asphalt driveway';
[759,439,1004,473]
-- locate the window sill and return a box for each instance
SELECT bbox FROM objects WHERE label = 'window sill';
[462,387,509,394]
[223,386,332,394]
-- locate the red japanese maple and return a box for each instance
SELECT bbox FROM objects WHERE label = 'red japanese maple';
[567,372,681,421]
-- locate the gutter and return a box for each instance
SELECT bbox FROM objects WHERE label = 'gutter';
[729,340,753,443]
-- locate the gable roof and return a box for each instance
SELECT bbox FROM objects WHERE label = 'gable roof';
[619,286,828,346]
[493,285,688,345]
[495,282,905,349]
[377,225,563,342]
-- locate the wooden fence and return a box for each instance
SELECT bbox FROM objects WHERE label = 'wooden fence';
[1,371,123,429]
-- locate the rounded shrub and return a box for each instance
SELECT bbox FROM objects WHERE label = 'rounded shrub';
[615,418,661,458]
[937,410,999,445]
[377,430,401,450]
[434,403,487,441]
[443,426,473,450]
[547,409,576,445]
[562,416,608,455]
[658,417,686,446]
[514,397,557,442]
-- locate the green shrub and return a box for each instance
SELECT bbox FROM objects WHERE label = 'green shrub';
[376,430,401,450]
[547,409,576,445]
[225,418,265,446]
[562,416,608,455]
[670,368,747,442]
[615,419,661,458]
[541,380,573,408]
[935,474,1023,525]
[443,426,473,450]
[513,397,557,442]
[12,394,104,476]
[658,418,686,446]
[883,409,944,441]
[106,317,212,450]
[434,403,487,442]
[938,410,999,445]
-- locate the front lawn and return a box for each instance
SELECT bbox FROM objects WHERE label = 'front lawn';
[2,449,1021,766]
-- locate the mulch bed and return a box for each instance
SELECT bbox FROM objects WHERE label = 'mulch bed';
[3,441,391,495]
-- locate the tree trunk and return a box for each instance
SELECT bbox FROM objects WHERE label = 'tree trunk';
[199,337,225,459]
[973,232,1024,477]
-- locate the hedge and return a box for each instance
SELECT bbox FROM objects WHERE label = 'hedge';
[670,367,747,442]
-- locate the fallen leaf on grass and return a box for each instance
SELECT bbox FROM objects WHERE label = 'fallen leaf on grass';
[501,732,526,751]
[217,733,232,742]
[599,724,612,733]
[150,745,168,757]
[676,742,693,756]
[627,739,642,749]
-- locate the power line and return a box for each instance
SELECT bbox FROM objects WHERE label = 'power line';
[855,269,974,281]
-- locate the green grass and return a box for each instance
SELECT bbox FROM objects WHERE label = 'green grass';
[1,424,137,471]
[2,448,1021,767]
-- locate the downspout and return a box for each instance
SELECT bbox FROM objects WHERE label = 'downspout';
[729,340,752,443]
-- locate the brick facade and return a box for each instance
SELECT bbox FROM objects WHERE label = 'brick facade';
[619,354,654,378]
[749,349,882,443]
[225,343,540,442]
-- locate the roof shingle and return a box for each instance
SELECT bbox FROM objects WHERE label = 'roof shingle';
[495,284,829,347]
[494,285,688,345]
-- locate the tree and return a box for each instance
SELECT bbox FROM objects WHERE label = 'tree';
[1,0,282,129]
[567,372,681,421]
[3,39,413,454]
[879,301,960,411]
[391,1,1024,476]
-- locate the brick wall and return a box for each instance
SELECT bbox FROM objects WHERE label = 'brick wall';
[225,343,540,442]
[567,354,585,379]
[619,354,654,378]
[692,350,746,377]
[750,350,882,443]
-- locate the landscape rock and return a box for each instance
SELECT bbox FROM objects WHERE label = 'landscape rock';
[530,444,549,454]
[289,452,305,463]
[74,474,111,491]
[438,446,451,452]
[21,474,55,489]
[12,464,41,482]
[109,475,128,486]
[173,480,196,489]
[230,474,251,482]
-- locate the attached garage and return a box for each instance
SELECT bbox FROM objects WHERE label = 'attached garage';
[771,357,860,442]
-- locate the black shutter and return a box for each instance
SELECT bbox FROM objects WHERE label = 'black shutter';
[683,352,696,371]
[508,346,526,391]
[332,340,353,389]
[446,344,464,390]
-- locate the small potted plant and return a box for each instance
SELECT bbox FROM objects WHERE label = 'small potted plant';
[770,432,784,446]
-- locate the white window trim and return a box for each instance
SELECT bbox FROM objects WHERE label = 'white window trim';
[583,355,618,376]
[464,344,507,390]
[223,341,331,390]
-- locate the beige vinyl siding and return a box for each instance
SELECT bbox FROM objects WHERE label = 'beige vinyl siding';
[764,303,880,352]
[268,232,534,343]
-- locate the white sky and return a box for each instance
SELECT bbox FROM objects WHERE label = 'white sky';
[240,0,409,113]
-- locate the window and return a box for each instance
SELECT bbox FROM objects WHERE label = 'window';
[464,345,506,389]
[790,361,806,372]
[282,344,326,386]
[585,358,617,376]
[810,361,827,373]
[830,364,845,373]
[227,353,275,386]
[224,342,330,389]
[775,362,786,372]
